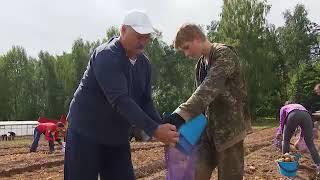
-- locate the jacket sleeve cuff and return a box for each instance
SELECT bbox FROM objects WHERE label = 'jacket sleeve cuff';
[174,107,193,121]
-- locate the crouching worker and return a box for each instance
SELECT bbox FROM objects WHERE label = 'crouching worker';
[30,122,65,153]
[276,101,320,170]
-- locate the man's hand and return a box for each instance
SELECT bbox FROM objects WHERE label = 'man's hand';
[153,124,179,145]
[162,113,185,129]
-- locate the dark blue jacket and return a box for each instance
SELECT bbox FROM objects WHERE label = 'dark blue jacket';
[67,37,161,145]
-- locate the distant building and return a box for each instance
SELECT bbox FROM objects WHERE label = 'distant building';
[0,121,38,136]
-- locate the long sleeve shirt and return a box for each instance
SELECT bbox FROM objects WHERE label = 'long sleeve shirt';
[174,43,247,152]
[36,123,59,141]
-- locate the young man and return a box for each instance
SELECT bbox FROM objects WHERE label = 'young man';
[30,122,65,153]
[64,10,179,180]
[164,23,250,180]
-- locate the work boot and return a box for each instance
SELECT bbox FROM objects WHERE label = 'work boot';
[30,149,36,153]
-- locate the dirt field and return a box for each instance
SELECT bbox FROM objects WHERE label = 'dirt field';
[0,127,319,180]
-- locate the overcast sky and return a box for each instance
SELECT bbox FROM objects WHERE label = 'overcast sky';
[0,0,319,58]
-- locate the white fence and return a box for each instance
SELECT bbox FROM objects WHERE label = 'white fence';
[0,121,38,136]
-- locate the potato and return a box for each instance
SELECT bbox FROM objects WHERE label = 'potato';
[284,157,291,162]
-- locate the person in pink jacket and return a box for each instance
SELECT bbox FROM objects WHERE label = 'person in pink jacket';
[276,101,320,169]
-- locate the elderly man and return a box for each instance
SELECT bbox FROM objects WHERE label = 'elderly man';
[64,10,179,180]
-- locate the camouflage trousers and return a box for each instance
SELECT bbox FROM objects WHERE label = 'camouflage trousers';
[195,134,244,180]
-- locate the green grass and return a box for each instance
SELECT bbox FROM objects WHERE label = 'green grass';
[252,117,278,129]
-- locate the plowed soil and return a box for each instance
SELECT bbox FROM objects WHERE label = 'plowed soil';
[0,127,319,180]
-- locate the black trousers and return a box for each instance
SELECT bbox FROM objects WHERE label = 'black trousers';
[64,129,135,180]
[283,109,320,165]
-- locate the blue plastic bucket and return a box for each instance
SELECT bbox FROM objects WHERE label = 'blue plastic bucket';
[176,134,193,155]
[179,114,207,145]
[277,161,298,177]
[176,114,207,155]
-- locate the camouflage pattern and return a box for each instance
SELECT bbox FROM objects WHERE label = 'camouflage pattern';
[175,43,250,152]
[195,139,244,180]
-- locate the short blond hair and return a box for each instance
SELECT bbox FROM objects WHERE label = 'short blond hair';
[174,23,206,49]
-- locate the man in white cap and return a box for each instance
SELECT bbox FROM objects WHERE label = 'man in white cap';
[64,10,179,180]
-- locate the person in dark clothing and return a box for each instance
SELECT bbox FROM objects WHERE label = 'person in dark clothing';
[1,132,16,141]
[7,131,15,140]
[64,10,179,180]
[1,134,7,141]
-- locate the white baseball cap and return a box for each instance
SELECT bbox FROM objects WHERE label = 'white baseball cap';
[123,10,154,34]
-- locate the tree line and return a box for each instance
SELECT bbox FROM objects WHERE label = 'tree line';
[0,0,319,121]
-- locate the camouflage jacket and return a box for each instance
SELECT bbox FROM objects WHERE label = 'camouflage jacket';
[175,43,251,152]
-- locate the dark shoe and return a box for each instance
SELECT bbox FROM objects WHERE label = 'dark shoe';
[30,149,36,153]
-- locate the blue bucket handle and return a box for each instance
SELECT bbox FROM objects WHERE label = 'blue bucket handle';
[278,162,298,173]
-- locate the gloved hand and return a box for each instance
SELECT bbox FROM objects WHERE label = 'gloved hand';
[162,113,185,129]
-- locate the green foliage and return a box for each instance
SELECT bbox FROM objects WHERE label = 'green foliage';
[145,31,195,114]
[36,51,64,118]
[288,64,320,102]
[103,26,120,43]
[278,4,318,68]
[0,56,12,119]
[56,53,76,111]
[71,39,92,84]
[0,4,319,122]
[205,0,320,119]
[277,4,320,107]
[211,0,281,118]
[0,46,38,119]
